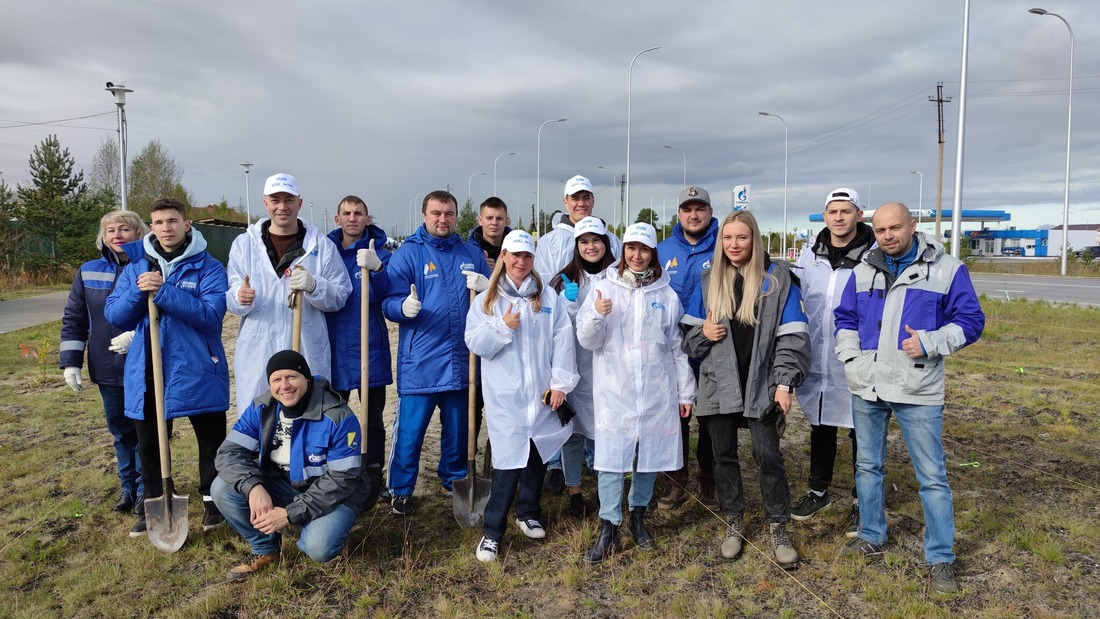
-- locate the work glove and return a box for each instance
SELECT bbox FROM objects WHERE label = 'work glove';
[357,240,383,272]
[63,367,83,392]
[561,274,579,302]
[108,330,135,355]
[289,267,317,293]
[462,270,489,293]
[402,284,422,319]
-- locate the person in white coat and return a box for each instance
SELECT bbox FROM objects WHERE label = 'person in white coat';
[547,216,615,518]
[226,173,352,414]
[465,230,579,563]
[576,223,695,564]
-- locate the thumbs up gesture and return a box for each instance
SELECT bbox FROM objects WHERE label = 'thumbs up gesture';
[702,308,727,342]
[902,324,925,358]
[357,239,382,271]
[503,302,520,330]
[402,283,422,319]
[238,274,255,306]
[594,289,612,316]
[561,273,579,302]
[483,250,496,271]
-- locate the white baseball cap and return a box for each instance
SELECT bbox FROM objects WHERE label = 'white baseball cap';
[622,222,658,249]
[264,173,300,197]
[825,187,861,210]
[573,216,608,239]
[564,175,593,197]
[502,229,536,255]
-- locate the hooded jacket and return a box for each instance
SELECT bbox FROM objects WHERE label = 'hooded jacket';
[381,225,491,394]
[576,265,695,473]
[60,244,131,385]
[834,231,985,405]
[792,223,874,427]
[465,275,579,470]
[215,376,370,523]
[226,219,351,413]
[104,229,230,420]
[534,213,622,283]
[468,224,513,264]
[682,260,810,420]
[324,225,393,391]
[656,217,719,309]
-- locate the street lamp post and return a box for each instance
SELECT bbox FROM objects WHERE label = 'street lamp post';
[240,162,253,223]
[468,172,486,205]
[597,166,618,228]
[536,118,566,236]
[759,111,788,258]
[625,46,660,228]
[1029,7,1074,276]
[105,83,133,211]
[410,192,424,237]
[663,145,686,188]
[910,169,924,228]
[493,152,515,197]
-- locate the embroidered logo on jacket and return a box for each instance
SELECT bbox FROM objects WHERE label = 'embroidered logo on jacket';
[423,261,437,275]
[307,453,325,464]
[664,257,679,269]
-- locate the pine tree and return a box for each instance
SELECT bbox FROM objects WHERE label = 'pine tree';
[17,135,88,261]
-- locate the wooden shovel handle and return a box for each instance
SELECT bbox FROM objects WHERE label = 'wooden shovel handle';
[290,290,303,352]
[147,293,173,480]
[358,267,369,456]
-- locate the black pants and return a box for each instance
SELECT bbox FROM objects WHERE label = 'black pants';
[135,392,225,499]
[701,414,789,523]
[483,440,545,542]
[808,424,857,498]
[671,415,714,485]
[335,386,388,468]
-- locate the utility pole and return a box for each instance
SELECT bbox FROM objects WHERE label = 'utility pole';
[930,82,952,239]
[618,174,626,232]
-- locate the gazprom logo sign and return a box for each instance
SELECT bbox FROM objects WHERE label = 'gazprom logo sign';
[733,185,750,212]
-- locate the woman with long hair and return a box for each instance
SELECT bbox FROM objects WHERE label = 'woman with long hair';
[576,223,695,564]
[465,230,579,563]
[682,210,810,569]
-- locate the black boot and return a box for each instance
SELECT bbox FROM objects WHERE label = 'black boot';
[584,519,622,565]
[628,506,654,550]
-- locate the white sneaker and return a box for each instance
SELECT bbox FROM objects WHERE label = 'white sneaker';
[476,536,499,562]
[516,518,546,539]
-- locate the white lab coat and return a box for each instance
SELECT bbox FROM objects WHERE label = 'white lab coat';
[534,213,622,283]
[794,247,855,429]
[465,275,579,471]
[576,266,695,473]
[558,269,607,439]
[225,219,352,414]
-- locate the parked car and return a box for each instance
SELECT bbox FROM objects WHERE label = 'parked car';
[1074,246,1100,260]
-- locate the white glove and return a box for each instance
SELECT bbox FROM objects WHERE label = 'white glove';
[108,330,135,355]
[402,284,421,319]
[289,268,317,293]
[63,367,83,392]
[462,270,489,293]
[357,240,382,272]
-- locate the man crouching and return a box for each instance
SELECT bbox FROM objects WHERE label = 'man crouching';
[213,350,371,581]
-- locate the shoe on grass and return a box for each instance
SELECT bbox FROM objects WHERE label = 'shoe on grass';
[769,522,799,569]
[700,483,719,511]
[476,537,499,563]
[516,518,546,539]
[391,495,414,516]
[839,536,885,558]
[133,494,145,518]
[203,499,226,532]
[129,517,147,538]
[845,503,860,538]
[930,562,959,593]
[226,553,279,581]
[790,490,832,521]
[720,514,744,560]
[112,490,136,513]
[568,493,588,518]
[656,484,687,511]
[545,468,565,495]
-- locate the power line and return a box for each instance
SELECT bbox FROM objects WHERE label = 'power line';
[0,111,115,130]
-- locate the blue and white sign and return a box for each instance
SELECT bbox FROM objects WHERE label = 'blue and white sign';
[733,184,750,211]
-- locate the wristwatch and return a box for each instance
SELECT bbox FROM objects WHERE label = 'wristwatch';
[776,384,791,393]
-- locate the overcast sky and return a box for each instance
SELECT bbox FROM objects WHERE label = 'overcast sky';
[2,0,1098,238]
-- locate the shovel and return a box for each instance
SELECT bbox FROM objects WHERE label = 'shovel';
[358,263,383,505]
[145,292,189,553]
[453,289,491,528]
[289,289,303,352]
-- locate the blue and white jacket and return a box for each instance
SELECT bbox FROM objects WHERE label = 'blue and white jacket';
[834,232,985,405]
[104,229,230,420]
[215,377,369,523]
[325,225,393,391]
[381,225,491,394]
[657,217,718,310]
[60,245,130,385]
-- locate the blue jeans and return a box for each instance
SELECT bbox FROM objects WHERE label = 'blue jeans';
[211,476,358,562]
[483,440,546,542]
[98,384,143,496]
[387,390,467,496]
[597,471,657,525]
[561,433,595,488]
[851,396,955,565]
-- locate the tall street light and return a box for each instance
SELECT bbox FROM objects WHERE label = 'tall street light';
[663,145,686,188]
[1030,7,1074,276]
[468,172,486,205]
[493,152,515,197]
[240,162,253,223]
[759,111,788,257]
[625,46,660,227]
[536,118,566,236]
[597,165,618,227]
[911,169,924,228]
[410,192,424,237]
[105,83,133,211]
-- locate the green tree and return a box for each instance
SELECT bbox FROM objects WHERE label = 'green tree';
[635,207,658,226]
[457,198,477,240]
[17,135,90,261]
[88,136,121,200]
[128,139,192,216]
[0,178,26,268]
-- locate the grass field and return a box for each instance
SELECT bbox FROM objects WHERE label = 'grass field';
[1,297,1098,618]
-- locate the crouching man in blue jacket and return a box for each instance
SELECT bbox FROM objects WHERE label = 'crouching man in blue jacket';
[212,350,373,581]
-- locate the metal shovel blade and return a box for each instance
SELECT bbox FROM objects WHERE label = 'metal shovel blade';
[452,460,491,529]
[145,492,189,553]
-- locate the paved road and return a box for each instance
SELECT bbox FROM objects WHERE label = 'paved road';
[970,273,1100,307]
[0,291,69,334]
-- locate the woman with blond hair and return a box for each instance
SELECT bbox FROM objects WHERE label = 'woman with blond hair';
[682,210,810,569]
[60,210,150,514]
[465,230,578,563]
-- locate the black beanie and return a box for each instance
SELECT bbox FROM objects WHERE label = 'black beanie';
[266,349,311,381]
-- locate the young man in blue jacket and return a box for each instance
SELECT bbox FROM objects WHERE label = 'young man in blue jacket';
[104,198,230,537]
[381,190,491,515]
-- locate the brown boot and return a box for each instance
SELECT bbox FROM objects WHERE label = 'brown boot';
[700,482,719,511]
[226,553,279,581]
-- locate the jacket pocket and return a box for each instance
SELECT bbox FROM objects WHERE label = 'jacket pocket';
[843,350,875,395]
